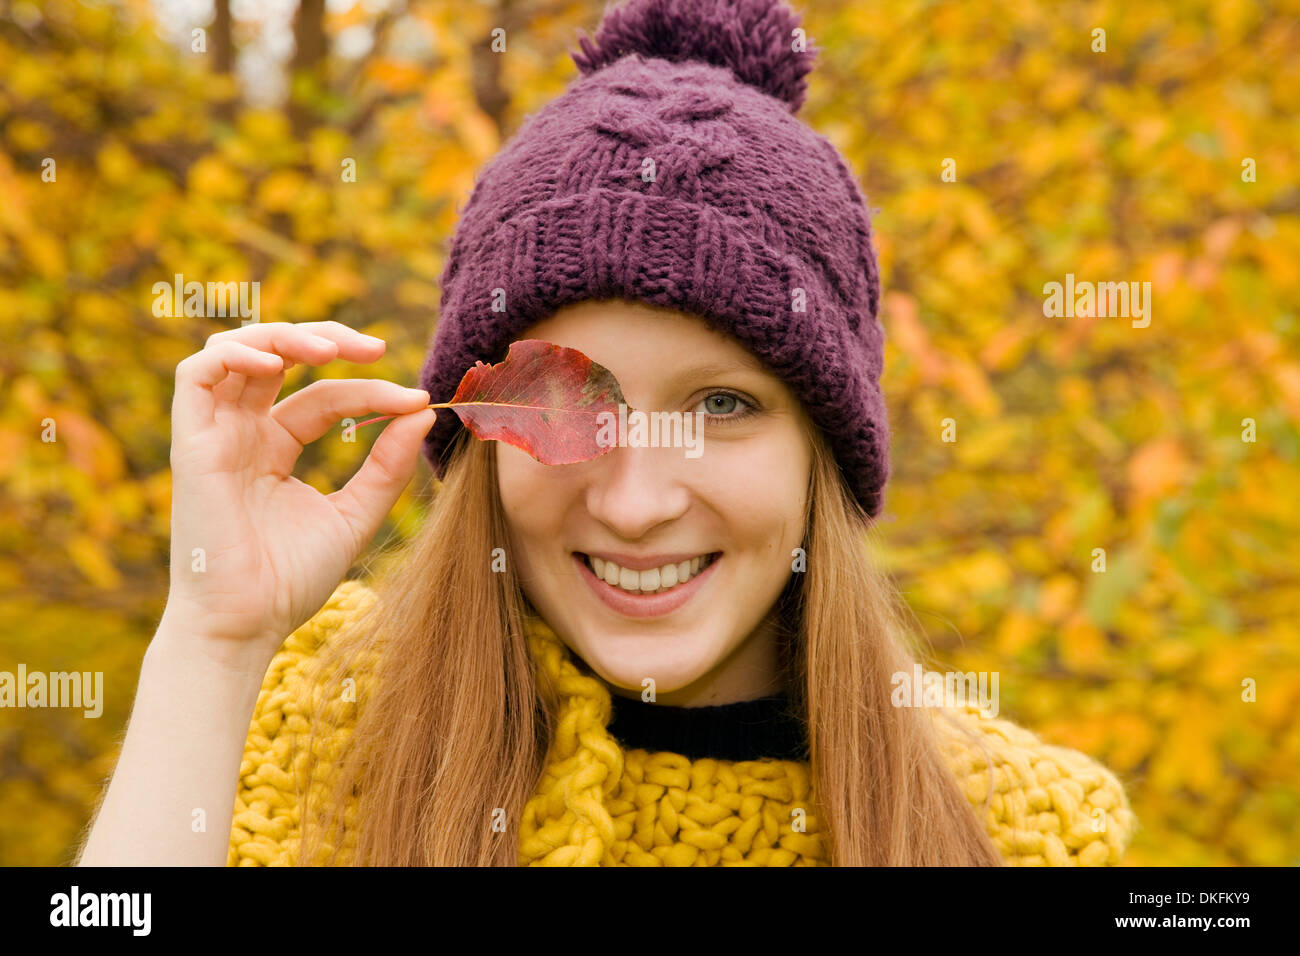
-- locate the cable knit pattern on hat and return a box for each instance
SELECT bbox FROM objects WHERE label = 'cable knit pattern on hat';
[419,0,892,516]
[227,582,1137,866]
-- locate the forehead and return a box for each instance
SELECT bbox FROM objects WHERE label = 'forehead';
[523,298,766,373]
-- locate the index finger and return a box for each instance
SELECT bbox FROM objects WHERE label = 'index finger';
[206,320,387,365]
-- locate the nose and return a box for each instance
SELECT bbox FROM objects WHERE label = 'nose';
[584,443,692,540]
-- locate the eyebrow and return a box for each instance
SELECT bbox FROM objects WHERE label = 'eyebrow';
[664,357,766,388]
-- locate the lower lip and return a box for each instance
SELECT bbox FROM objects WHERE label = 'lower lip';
[574,552,721,619]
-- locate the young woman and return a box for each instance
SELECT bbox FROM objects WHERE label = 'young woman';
[78,0,1135,867]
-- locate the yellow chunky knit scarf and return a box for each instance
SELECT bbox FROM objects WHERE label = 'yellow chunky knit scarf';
[227,581,1136,866]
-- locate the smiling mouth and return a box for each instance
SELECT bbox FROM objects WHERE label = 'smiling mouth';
[575,552,721,596]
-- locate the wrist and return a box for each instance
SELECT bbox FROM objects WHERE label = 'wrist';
[151,608,278,685]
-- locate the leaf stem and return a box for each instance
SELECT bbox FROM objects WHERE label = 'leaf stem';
[355,403,451,429]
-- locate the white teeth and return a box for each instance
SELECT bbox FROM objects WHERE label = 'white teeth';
[585,553,714,594]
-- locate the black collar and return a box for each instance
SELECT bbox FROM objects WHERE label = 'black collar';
[606,691,810,762]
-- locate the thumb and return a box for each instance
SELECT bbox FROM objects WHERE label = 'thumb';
[328,407,438,547]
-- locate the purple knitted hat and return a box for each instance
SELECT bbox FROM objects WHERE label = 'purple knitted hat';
[419,0,890,517]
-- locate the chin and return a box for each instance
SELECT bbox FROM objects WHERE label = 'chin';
[580,631,717,695]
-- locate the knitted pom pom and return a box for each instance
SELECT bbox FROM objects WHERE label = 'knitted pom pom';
[571,0,817,111]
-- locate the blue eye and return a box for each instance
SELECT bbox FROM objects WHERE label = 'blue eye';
[695,390,758,424]
[704,393,738,415]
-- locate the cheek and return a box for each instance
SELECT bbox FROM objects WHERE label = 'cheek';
[703,433,809,549]
[494,447,523,524]
[496,444,567,553]
[495,446,540,551]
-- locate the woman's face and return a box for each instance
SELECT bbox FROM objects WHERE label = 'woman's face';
[495,298,813,706]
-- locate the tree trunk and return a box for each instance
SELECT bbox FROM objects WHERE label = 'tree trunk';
[288,0,329,138]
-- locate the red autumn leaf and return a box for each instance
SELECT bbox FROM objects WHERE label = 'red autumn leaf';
[357,339,629,465]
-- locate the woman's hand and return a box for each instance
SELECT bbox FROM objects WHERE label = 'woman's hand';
[158,320,436,665]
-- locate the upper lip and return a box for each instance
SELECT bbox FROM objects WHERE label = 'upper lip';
[577,550,717,571]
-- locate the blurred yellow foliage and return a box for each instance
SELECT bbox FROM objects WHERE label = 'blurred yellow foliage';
[1,0,1297,868]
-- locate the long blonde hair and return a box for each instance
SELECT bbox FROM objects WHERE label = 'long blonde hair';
[295,421,1003,865]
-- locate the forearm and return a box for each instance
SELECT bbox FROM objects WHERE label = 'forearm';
[76,620,271,867]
